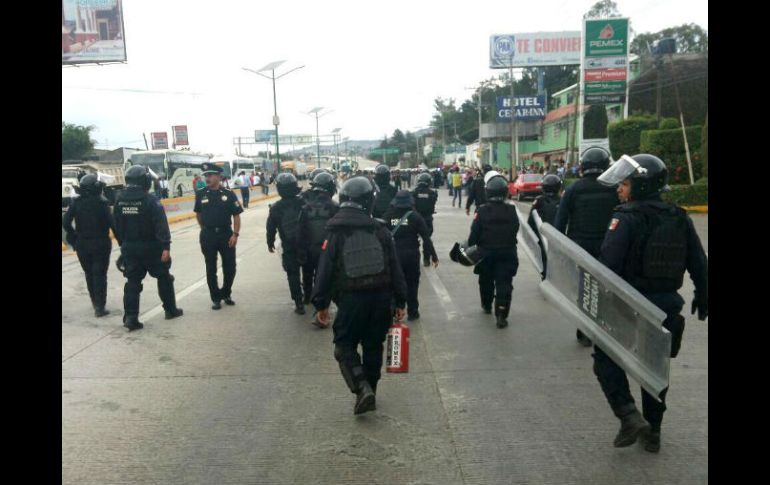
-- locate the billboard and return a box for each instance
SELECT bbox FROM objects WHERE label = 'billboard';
[172,125,189,147]
[490,32,581,68]
[62,0,127,65]
[582,18,629,105]
[496,96,547,122]
[585,18,629,57]
[255,130,273,143]
[151,132,169,150]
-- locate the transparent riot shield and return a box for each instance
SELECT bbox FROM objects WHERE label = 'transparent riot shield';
[513,203,543,274]
[538,223,672,400]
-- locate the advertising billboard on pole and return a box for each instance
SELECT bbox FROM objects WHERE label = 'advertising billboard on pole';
[172,126,189,147]
[490,32,581,68]
[62,0,127,65]
[151,132,169,150]
[496,96,547,122]
[582,18,629,105]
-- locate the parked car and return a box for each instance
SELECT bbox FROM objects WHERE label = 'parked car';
[508,173,543,201]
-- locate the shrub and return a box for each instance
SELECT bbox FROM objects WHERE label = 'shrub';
[608,115,658,158]
[662,182,708,206]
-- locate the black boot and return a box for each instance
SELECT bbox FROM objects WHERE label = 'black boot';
[577,329,593,347]
[94,307,110,318]
[481,304,492,314]
[354,381,376,415]
[614,409,650,447]
[407,311,420,321]
[302,293,311,305]
[495,304,509,328]
[123,315,144,331]
[641,427,661,453]
[165,308,184,320]
[223,297,236,306]
[294,299,306,315]
[212,300,222,310]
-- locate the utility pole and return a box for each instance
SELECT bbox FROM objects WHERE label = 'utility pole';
[509,65,518,181]
[667,53,695,185]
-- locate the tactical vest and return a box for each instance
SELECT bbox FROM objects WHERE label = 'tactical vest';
[334,226,391,291]
[305,201,334,246]
[280,203,301,245]
[72,196,111,240]
[534,195,559,225]
[567,178,618,242]
[372,185,396,218]
[116,190,155,243]
[478,203,518,249]
[621,202,688,293]
[413,188,436,219]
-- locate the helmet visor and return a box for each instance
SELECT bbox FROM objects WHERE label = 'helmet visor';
[483,170,501,184]
[597,155,646,187]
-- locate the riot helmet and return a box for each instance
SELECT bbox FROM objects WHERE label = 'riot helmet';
[125,164,153,191]
[275,172,301,198]
[374,164,391,187]
[311,172,336,194]
[339,176,375,213]
[75,173,104,196]
[580,147,611,175]
[416,172,432,188]
[309,167,327,182]
[598,154,669,200]
[485,174,509,201]
[541,174,562,195]
[449,241,484,266]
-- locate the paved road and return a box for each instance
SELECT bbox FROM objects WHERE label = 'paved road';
[62,189,708,484]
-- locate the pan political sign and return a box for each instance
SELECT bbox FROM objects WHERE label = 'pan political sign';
[490,32,581,68]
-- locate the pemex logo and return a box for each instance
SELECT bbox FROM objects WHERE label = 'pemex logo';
[599,24,614,39]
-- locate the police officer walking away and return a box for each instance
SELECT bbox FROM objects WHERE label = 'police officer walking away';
[553,147,619,346]
[311,177,408,415]
[195,162,243,310]
[267,172,307,315]
[527,174,562,279]
[301,168,328,204]
[592,154,708,452]
[372,164,397,219]
[465,164,493,215]
[467,173,519,328]
[113,165,183,331]
[382,190,439,321]
[412,172,439,267]
[297,171,339,307]
[62,173,114,317]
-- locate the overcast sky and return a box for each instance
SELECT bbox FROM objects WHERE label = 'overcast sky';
[62,0,707,155]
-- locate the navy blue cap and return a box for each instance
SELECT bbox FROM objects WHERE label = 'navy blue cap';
[201,163,223,175]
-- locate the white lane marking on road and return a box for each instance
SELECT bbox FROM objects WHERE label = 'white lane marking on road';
[139,256,244,321]
[424,269,460,321]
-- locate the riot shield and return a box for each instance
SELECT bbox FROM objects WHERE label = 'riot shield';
[538,223,672,400]
[512,203,543,274]
[530,209,548,253]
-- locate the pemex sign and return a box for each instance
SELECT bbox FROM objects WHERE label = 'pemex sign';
[583,18,629,104]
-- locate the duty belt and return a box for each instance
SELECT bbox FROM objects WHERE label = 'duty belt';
[203,225,232,234]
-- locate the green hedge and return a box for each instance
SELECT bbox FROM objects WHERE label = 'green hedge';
[701,114,708,178]
[659,118,680,129]
[640,126,703,184]
[608,115,658,158]
[662,182,708,206]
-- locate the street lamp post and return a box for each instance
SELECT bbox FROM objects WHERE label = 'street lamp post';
[242,60,305,165]
[307,107,333,168]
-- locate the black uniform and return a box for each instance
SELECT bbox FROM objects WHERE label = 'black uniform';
[194,186,244,303]
[382,207,438,319]
[113,186,178,322]
[297,192,339,300]
[266,195,306,302]
[595,197,708,434]
[465,177,487,212]
[553,175,619,257]
[299,189,317,204]
[311,205,408,396]
[62,193,114,311]
[372,183,397,219]
[412,185,439,264]
[468,201,519,319]
[528,193,559,278]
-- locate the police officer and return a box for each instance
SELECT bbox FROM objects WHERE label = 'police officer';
[590,154,709,452]
[267,172,307,314]
[113,165,183,331]
[62,173,114,317]
[527,174,562,279]
[372,164,397,219]
[297,171,339,307]
[467,173,519,328]
[412,172,439,267]
[301,167,329,204]
[311,176,408,415]
[465,164,493,215]
[553,147,619,347]
[194,162,243,310]
[382,190,439,321]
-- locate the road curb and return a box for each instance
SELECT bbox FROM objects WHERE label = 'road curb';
[683,205,708,213]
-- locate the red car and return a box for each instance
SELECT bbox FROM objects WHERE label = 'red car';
[508,173,544,201]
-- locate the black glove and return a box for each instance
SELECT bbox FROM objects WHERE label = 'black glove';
[691,295,708,321]
[65,234,78,250]
[115,255,126,275]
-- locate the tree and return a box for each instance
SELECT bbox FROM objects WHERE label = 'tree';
[631,24,708,56]
[583,105,609,139]
[583,0,622,19]
[62,122,96,161]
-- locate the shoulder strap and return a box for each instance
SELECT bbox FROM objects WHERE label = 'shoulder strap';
[391,210,413,236]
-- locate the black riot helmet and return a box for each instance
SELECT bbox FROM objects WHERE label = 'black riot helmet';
[482,164,493,174]
[599,154,668,200]
[76,173,104,196]
[309,167,327,182]
[416,172,433,188]
[485,174,509,201]
[339,176,375,214]
[580,147,611,175]
[541,174,562,195]
[374,164,391,187]
[449,241,484,267]
[275,172,300,198]
[311,172,336,194]
[125,164,153,191]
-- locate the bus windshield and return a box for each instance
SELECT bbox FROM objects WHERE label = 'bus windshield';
[130,154,166,177]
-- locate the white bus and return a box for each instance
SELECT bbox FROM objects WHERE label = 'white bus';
[211,156,258,182]
[126,150,211,197]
